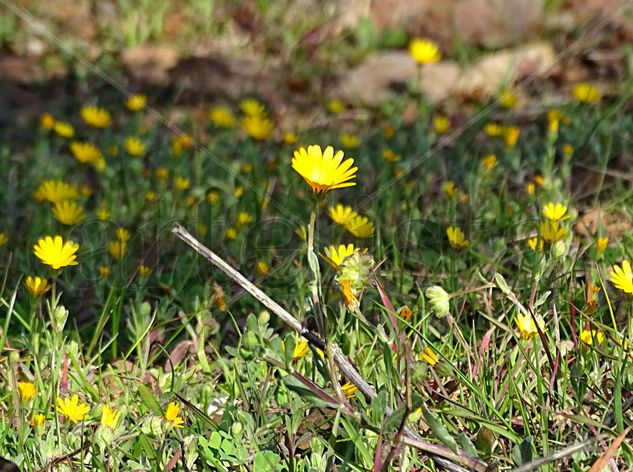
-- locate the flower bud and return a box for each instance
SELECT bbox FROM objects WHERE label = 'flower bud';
[53,305,69,332]
[425,285,450,318]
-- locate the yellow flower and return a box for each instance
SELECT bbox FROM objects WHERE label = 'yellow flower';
[164,402,184,428]
[116,228,131,242]
[340,132,360,149]
[382,149,401,163]
[596,237,608,253]
[171,134,194,157]
[240,98,266,117]
[108,145,120,157]
[241,115,274,140]
[580,329,604,346]
[241,162,253,173]
[155,167,169,181]
[326,99,345,114]
[345,215,374,238]
[31,413,46,427]
[484,123,504,137]
[238,212,254,225]
[198,224,208,236]
[283,132,299,144]
[282,338,310,361]
[18,381,37,400]
[174,176,190,190]
[96,205,111,221]
[498,89,518,109]
[234,187,244,198]
[209,106,236,128]
[34,236,79,269]
[341,280,359,311]
[108,240,127,260]
[139,265,152,277]
[341,381,358,398]
[52,201,85,225]
[610,260,633,294]
[40,113,55,130]
[145,190,157,202]
[53,121,74,138]
[125,94,147,111]
[409,38,441,64]
[526,182,535,195]
[572,83,600,104]
[383,125,395,139]
[207,191,220,204]
[323,244,356,269]
[446,226,469,250]
[0,233,7,246]
[100,405,121,430]
[563,144,574,157]
[99,266,110,277]
[534,175,544,186]
[515,312,544,340]
[527,237,543,252]
[543,202,568,222]
[329,204,356,225]
[504,126,520,148]
[482,154,497,170]
[443,180,457,197]
[25,276,50,297]
[81,185,93,197]
[256,261,269,275]
[540,221,567,243]
[81,105,112,128]
[433,114,451,134]
[57,394,90,423]
[292,145,357,194]
[69,142,103,165]
[420,347,439,366]
[124,137,146,157]
[226,227,237,240]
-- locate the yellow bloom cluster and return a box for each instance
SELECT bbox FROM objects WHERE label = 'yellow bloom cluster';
[328,204,374,238]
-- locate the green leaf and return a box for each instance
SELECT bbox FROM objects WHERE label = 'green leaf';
[137,384,162,416]
[511,437,533,466]
[422,405,460,453]
[384,403,407,433]
[457,432,479,458]
[494,273,511,295]
[370,390,388,428]
[282,376,337,408]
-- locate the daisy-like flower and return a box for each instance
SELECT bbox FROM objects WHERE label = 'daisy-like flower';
[580,328,604,346]
[408,38,441,64]
[225,227,237,240]
[482,154,497,170]
[433,114,450,134]
[326,99,345,114]
[57,394,90,423]
[515,312,545,340]
[339,133,360,149]
[171,134,194,157]
[610,260,633,294]
[33,236,79,269]
[420,347,439,366]
[35,180,79,203]
[322,244,357,269]
[572,83,600,104]
[345,215,374,238]
[237,212,254,225]
[540,221,567,243]
[25,276,50,297]
[256,261,269,276]
[53,121,74,138]
[240,98,266,117]
[139,265,152,277]
[209,106,235,128]
[241,115,274,141]
[108,240,127,260]
[115,227,131,242]
[207,191,220,204]
[484,123,504,137]
[18,381,37,400]
[446,226,469,250]
[174,176,190,190]
[543,202,568,222]
[99,266,110,277]
[283,132,299,144]
[96,205,111,221]
[164,402,184,428]
[52,201,85,225]
[125,94,147,111]
[31,413,46,427]
[40,113,55,130]
[81,105,112,128]
[596,237,608,253]
[124,137,146,157]
[292,145,357,194]
[100,405,121,430]
[341,381,358,398]
[504,126,520,148]
[282,337,310,361]
[329,204,356,225]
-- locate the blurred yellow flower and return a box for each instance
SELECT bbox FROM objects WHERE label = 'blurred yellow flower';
[515,312,544,340]
[107,240,127,260]
[35,180,79,203]
[145,190,157,202]
[433,114,451,134]
[25,276,50,297]
[563,144,574,157]
[81,105,112,128]
[99,266,110,277]
[0,233,7,246]
[52,201,85,225]
[100,405,120,430]
[226,227,237,240]
[155,167,169,181]
[18,381,37,400]
[482,154,497,170]
[540,221,567,243]
[572,83,600,104]
[57,394,90,423]
[242,115,274,140]
[96,205,111,221]
[326,99,345,114]
[256,261,269,275]
[207,191,220,204]
[339,132,360,149]
[209,106,236,128]
[526,182,535,195]
[527,237,543,252]
[171,134,194,156]
[114,228,130,243]
[610,260,633,294]
[53,121,74,138]
[238,212,254,225]
[420,347,439,366]
[543,202,568,222]
[323,244,356,269]
[580,329,604,346]
[484,123,503,137]
[139,265,152,277]
[240,98,266,117]
[124,137,146,157]
[31,413,46,427]
[443,180,457,197]
[234,187,244,198]
[125,94,147,111]
[40,113,55,130]
[534,175,544,186]
[409,38,441,64]
[34,235,79,269]
[345,215,374,238]
[446,226,469,250]
[164,402,184,428]
[283,132,299,144]
[174,176,190,191]
[329,204,355,225]
[596,237,608,253]
[382,149,401,163]
[499,89,518,108]
[293,145,357,194]
[282,338,310,360]
[341,381,358,398]
[504,126,520,148]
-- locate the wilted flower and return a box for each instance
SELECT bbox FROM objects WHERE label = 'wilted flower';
[425,285,450,317]
[409,38,441,64]
[337,252,374,307]
[57,394,90,423]
[34,236,79,269]
[25,276,50,297]
[292,145,357,194]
